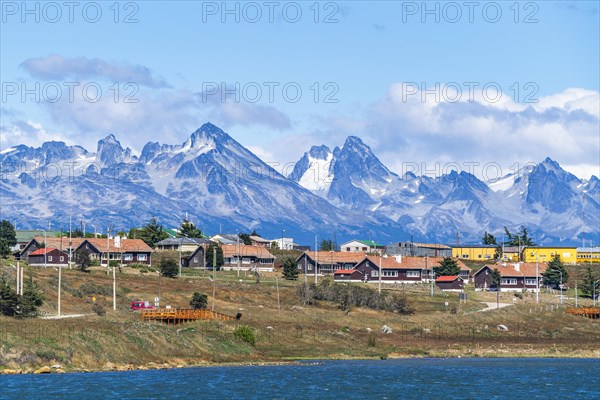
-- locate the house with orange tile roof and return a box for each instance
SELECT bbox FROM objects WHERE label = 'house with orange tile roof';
[296,251,365,275]
[27,248,69,267]
[75,238,154,266]
[473,262,547,292]
[334,255,471,284]
[221,244,275,271]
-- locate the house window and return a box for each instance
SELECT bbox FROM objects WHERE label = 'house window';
[60,256,64,262]
[242,257,251,264]
[362,247,367,251]
[138,254,147,261]
[525,278,537,285]
[485,255,491,259]
[478,255,482,258]
[383,270,398,277]
[406,271,420,277]
[193,257,198,262]
[123,254,133,261]
[501,278,517,285]
[48,256,53,262]
[563,252,570,258]
[463,254,469,259]
[346,247,350,251]
[371,270,379,277]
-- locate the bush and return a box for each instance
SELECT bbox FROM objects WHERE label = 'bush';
[92,302,106,316]
[160,259,179,278]
[233,325,256,346]
[190,292,208,309]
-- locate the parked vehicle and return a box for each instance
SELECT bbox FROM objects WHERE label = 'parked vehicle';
[131,300,155,311]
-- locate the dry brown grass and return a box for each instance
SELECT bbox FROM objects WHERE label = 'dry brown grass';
[1,265,599,372]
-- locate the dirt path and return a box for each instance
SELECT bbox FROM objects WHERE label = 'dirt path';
[478,302,514,312]
[39,313,94,320]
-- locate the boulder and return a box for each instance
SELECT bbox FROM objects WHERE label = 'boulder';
[380,325,393,334]
[33,366,52,374]
[104,362,116,370]
[1,369,20,374]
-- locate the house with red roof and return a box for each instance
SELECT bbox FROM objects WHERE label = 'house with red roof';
[435,275,464,291]
[27,248,69,267]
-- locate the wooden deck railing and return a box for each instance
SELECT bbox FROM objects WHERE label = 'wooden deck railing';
[566,307,600,319]
[140,308,239,325]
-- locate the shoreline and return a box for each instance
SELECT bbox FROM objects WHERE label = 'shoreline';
[2,353,599,375]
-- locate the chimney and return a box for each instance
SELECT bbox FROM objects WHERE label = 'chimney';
[395,255,402,263]
[514,263,520,272]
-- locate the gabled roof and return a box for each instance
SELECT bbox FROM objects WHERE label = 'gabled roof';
[451,244,497,249]
[77,238,154,253]
[155,237,210,246]
[222,244,274,258]
[334,269,360,275]
[476,263,547,277]
[397,242,451,250]
[32,236,87,252]
[298,251,364,264]
[342,239,384,247]
[29,247,66,256]
[249,235,271,244]
[436,275,461,282]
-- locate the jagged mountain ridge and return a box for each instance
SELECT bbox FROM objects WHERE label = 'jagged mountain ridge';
[290,137,600,245]
[1,123,598,244]
[0,123,403,244]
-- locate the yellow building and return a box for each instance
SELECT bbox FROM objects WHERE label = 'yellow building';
[576,247,600,263]
[452,245,497,260]
[522,247,577,264]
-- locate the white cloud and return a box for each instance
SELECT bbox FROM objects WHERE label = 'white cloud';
[21,55,169,88]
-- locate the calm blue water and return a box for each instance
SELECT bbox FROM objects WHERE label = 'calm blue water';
[1,358,598,399]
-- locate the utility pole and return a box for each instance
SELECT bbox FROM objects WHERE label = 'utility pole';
[314,235,318,285]
[536,256,539,303]
[378,252,382,294]
[58,263,62,316]
[69,215,72,270]
[237,233,241,277]
[212,247,216,311]
[276,276,281,316]
[559,270,563,305]
[43,230,47,269]
[427,256,433,297]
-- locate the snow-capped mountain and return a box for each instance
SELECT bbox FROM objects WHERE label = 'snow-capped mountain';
[0,123,402,243]
[1,124,597,244]
[291,138,599,244]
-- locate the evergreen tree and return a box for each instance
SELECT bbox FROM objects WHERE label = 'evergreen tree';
[542,255,568,288]
[319,239,336,251]
[579,267,599,298]
[503,226,536,246]
[433,257,460,276]
[0,276,18,316]
[178,219,202,238]
[0,220,16,257]
[282,256,299,280]
[238,233,252,245]
[139,218,169,247]
[19,276,44,317]
[482,231,497,245]
[250,230,260,237]
[127,227,143,239]
[190,292,208,309]
[206,243,223,270]
[270,241,280,250]
[0,220,17,247]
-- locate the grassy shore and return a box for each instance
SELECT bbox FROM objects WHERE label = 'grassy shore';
[1,264,599,373]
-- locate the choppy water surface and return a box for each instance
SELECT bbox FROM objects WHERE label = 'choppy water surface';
[1,358,599,399]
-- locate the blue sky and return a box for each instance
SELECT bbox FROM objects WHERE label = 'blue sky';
[1,1,599,179]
